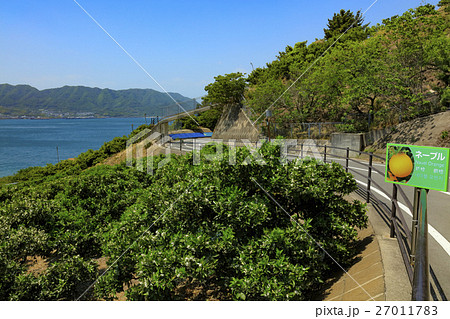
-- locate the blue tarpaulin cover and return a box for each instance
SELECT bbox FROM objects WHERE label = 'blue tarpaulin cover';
[169,132,206,139]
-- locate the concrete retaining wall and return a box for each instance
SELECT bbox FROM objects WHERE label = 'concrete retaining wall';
[212,104,260,141]
[330,133,365,156]
[365,127,391,146]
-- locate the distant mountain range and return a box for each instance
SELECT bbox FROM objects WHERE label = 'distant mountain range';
[0,84,196,118]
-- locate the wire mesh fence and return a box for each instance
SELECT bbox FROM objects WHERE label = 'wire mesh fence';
[263,122,343,139]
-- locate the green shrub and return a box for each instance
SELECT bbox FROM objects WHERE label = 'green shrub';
[0,255,24,300]
[96,142,367,300]
[0,142,367,301]
[9,256,97,301]
[98,136,127,157]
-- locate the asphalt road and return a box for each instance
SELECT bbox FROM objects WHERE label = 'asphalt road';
[168,138,450,299]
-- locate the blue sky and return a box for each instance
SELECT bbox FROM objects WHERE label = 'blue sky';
[0,0,440,98]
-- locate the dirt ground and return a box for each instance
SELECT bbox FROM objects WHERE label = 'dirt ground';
[368,110,450,154]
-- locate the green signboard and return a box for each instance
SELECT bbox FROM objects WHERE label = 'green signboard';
[385,143,450,191]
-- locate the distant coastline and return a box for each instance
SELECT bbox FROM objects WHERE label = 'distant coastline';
[0,116,98,120]
[0,115,152,120]
[0,83,196,119]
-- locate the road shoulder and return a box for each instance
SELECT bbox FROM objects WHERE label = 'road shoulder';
[322,194,411,301]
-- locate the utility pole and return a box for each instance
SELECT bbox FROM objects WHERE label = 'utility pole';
[266,110,272,142]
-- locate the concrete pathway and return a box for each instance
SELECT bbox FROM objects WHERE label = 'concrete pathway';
[322,194,412,301]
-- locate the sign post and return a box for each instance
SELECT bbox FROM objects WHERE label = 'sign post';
[412,188,430,301]
[385,143,449,301]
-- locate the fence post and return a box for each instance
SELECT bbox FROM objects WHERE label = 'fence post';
[345,147,349,173]
[366,153,373,203]
[390,184,398,238]
[324,145,327,163]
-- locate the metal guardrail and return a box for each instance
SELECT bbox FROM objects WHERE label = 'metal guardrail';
[158,105,212,124]
[293,143,443,301]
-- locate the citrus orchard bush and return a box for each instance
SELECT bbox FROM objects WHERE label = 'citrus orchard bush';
[0,141,367,300]
[96,142,367,300]
[0,165,151,300]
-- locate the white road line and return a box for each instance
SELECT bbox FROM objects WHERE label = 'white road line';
[331,157,449,195]
[345,165,385,176]
[328,156,386,167]
[355,179,450,257]
[348,166,368,172]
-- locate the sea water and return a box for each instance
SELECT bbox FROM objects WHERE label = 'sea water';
[0,118,150,177]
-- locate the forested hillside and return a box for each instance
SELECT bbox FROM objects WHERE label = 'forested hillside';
[194,2,449,133]
[246,2,449,132]
[0,84,195,118]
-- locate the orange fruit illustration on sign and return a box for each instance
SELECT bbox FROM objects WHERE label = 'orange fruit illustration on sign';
[386,171,398,181]
[389,152,414,178]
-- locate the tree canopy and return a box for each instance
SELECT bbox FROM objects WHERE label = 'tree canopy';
[323,9,368,40]
[199,4,448,134]
[241,4,449,132]
[203,72,247,107]
[183,72,247,131]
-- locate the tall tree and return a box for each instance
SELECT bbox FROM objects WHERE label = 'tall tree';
[381,5,447,116]
[247,78,293,124]
[438,0,450,12]
[330,37,398,128]
[323,9,368,40]
[203,72,246,107]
